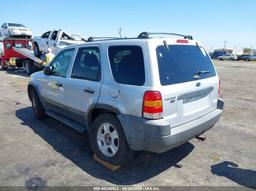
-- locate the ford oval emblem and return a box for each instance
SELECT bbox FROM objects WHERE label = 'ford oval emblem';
[196,82,201,87]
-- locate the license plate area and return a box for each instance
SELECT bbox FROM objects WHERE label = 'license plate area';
[183,91,208,104]
[178,87,213,116]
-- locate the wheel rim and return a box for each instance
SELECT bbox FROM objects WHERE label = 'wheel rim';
[97,122,119,157]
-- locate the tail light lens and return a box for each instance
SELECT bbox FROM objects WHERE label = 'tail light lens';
[143,91,163,119]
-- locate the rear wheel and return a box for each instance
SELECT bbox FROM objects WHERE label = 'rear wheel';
[23,60,34,75]
[90,113,134,165]
[30,89,45,120]
[33,43,41,58]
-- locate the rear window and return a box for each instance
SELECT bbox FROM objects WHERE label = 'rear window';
[8,23,25,27]
[108,46,145,86]
[156,45,216,85]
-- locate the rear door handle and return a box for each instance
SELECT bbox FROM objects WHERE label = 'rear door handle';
[84,88,95,94]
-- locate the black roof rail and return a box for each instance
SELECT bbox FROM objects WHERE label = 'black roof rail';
[137,32,193,40]
[87,37,123,42]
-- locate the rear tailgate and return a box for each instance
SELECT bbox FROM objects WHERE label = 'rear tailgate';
[150,40,219,127]
[160,77,218,127]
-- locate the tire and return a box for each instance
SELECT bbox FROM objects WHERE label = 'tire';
[30,89,45,120]
[0,64,7,70]
[23,60,34,75]
[90,113,134,165]
[33,43,41,58]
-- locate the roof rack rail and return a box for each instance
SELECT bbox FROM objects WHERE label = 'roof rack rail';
[87,37,123,42]
[137,32,193,40]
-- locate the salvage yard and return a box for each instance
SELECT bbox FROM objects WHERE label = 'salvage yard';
[0,61,255,188]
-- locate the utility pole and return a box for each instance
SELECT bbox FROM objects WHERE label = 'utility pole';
[118,27,122,38]
[224,40,227,50]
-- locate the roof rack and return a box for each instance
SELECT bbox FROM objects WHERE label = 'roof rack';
[137,32,193,40]
[87,37,123,42]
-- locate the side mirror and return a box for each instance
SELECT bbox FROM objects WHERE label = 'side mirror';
[43,66,53,75]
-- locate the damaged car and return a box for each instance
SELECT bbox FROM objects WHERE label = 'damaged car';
[32,29,86,57]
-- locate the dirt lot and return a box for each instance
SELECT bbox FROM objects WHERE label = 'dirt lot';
[0,61,255,189]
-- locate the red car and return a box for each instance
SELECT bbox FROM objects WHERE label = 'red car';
[0,38,31,69]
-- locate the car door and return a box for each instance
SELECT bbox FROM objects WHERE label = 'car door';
[40,31,51,52]
[64,46,102,124]
[39,48,76,116]
[48,30,59,54]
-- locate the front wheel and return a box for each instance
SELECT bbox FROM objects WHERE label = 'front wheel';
[30,89,45,120]
[90,114,134,165]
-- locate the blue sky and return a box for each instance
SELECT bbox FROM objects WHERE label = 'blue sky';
[0,0,255,50]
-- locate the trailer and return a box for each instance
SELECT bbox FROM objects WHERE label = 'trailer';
[0,37,44,75]
[13,47,44,74]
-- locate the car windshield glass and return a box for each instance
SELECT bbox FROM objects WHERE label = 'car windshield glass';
[14,43,24,48]
[8,23,25,27]
[156,45,216,85]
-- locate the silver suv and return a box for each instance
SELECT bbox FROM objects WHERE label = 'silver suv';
[28,32,224,165]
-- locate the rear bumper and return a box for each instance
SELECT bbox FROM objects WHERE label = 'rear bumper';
[118,99,224,153]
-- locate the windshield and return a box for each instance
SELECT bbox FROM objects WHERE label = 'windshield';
[156,45,216,85]
[8,23,25,27]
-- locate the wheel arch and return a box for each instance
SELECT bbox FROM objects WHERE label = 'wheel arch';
[27,83,43,104]
[87,104,121,130]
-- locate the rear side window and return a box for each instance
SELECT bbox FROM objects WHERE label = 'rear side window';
[51,31,58,40]
[108,46,145,86]
[72,47,101,81]
[156,45,216,85]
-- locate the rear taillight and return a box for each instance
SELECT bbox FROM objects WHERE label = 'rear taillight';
[143,91,163,119]
[218,79,221,96]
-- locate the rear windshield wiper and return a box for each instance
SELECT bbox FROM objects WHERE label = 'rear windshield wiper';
[193,70,211,79]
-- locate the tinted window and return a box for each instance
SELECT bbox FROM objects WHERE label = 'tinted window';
[51,48,74,77]
[72,47,101,81]
[51,31,58,40]
[41,31,50,39]
[156,45,216,85]
[2,23,7,28]
[108,46,145,86]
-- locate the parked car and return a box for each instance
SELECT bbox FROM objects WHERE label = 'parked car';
[27,32,224,165]
[211,50,226,59]
[246,55,256,61]
[32,29,86,57]
[237,54,250,61]
[0,23,32,39]
[218,54,237,61]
